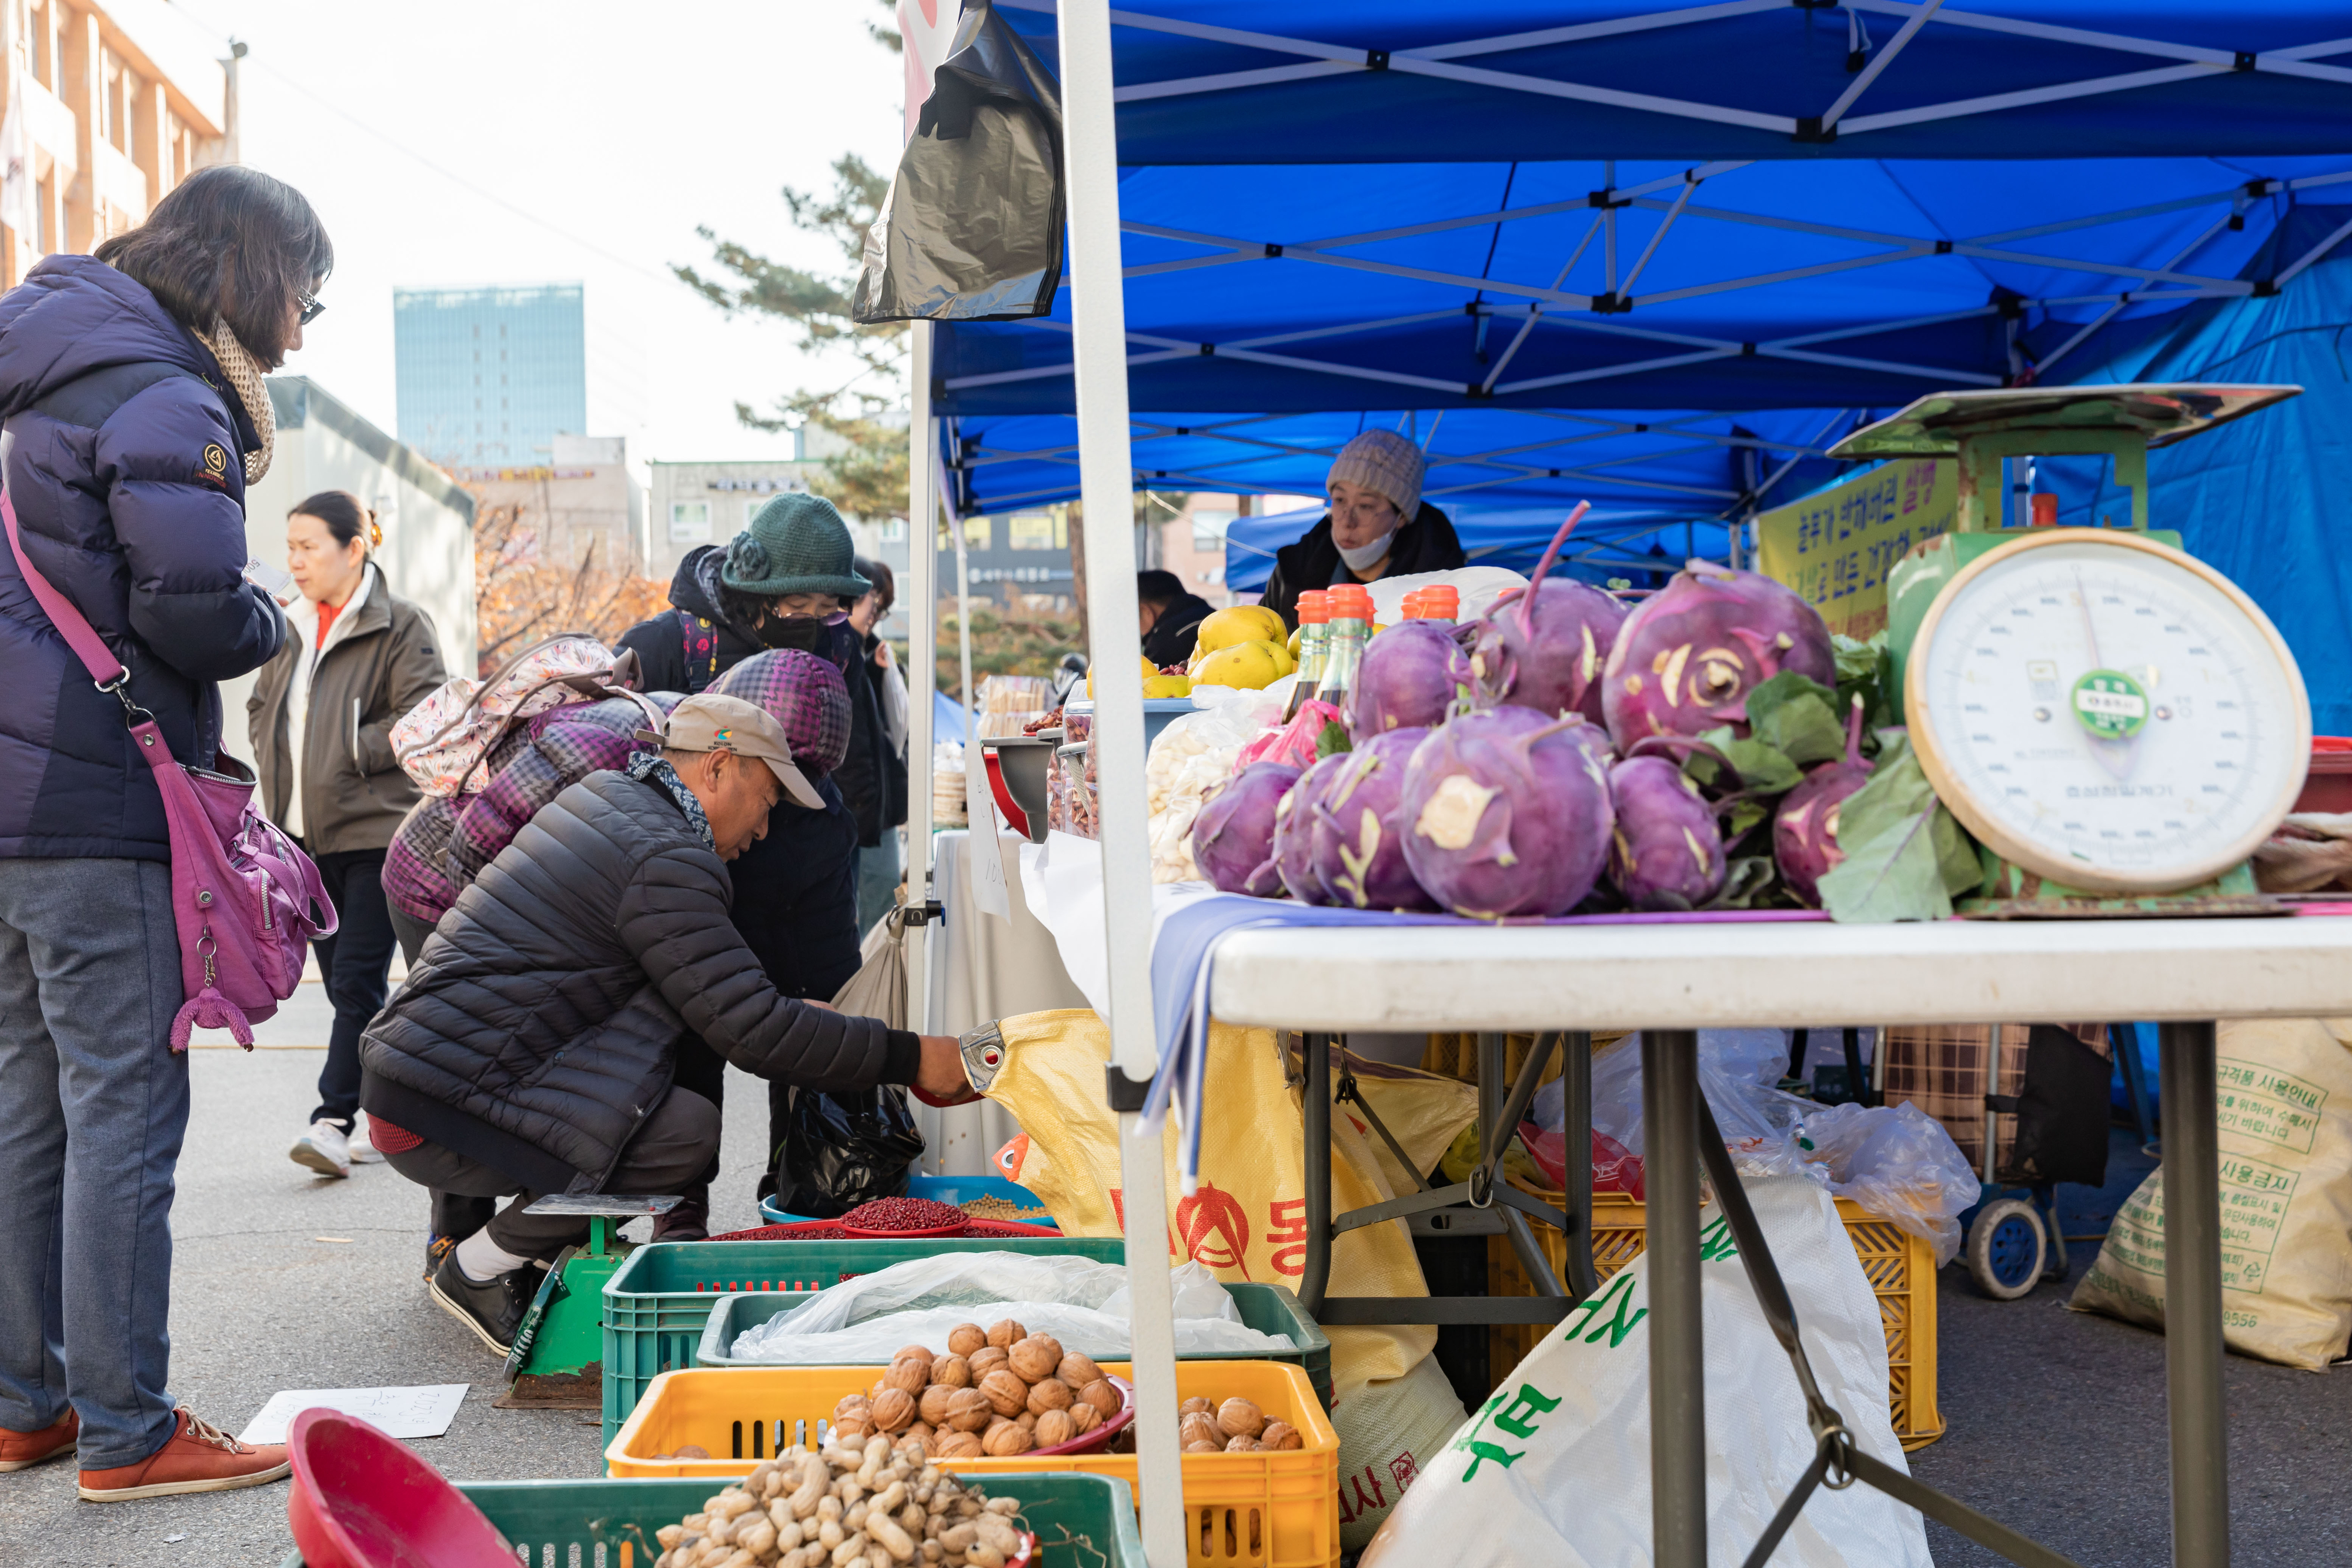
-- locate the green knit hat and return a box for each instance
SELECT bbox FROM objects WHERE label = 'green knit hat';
[720,493,871,599]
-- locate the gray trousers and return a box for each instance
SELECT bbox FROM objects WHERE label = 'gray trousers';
[0,857,189,1469]
[381,1087,721,1259]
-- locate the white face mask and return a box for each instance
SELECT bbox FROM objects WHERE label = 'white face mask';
[1337,528,1398,573]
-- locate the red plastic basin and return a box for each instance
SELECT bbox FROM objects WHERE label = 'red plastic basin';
[286,1407,510,1568]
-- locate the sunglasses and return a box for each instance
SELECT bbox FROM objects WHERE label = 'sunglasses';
[296,288,325,326]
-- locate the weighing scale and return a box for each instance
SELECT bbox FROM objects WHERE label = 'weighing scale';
[495,1193,677,1409]
[1828,385,2311,917]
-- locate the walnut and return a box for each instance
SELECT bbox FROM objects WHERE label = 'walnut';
[1179,1413,1221,1448]
[1033,1409,1074,1449]
[1056,1352,1104,1389]
[982,1421,1033,1457]
[1184,1439,1223,1454]
[1079,1379,1122,1419]
[1015,1411,1037,1432]
[918,1384,958,1428]
[832,1413,872,1441]
[946,1323,988,1358]
[1259,1420,1302,1452]
[1024,1378,1072,1415]
[1217,1398,1266,1439]
[1178,1396,1213,1418]
[834,1394,873,1423]
[1067,1401,1102,1435]
[930,1353,972,1389]
[871,1388,916,1433]
[1225,1434,1261,1453]
[881,1356,929,1395]
[943,1388,993,1433]
[985,1319,1027,1351]
[967,1346,1011,1380]
[979,1369,1028,1417]
[894,1344,935,1374]
[934,1431,984,1459]
[1007,1337,1060,1384]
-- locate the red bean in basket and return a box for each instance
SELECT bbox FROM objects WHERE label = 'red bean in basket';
[840,1196,969,1232]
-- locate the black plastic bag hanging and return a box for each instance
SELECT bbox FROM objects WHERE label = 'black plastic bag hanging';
[773,1086,927,1219]
[851,0,1063,323]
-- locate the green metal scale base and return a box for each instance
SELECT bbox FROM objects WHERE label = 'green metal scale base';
[495,1195,676,1410]
[1830,383,2300,920]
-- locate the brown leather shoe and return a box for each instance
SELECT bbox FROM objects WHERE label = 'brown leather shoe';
[0,1407,76,1471]
[77,1409,290,1502]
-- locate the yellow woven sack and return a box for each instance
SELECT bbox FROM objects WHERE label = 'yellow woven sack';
[986,1008,1478,1400]
[2070,1017,2352,1369]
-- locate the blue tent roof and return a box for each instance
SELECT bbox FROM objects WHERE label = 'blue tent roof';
[936,4,2352,520]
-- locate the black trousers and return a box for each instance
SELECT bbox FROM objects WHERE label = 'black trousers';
[308,847,399,1131]
[387,905,499,1243]
[381,1088,721,1260]
[670,1034,796,1201]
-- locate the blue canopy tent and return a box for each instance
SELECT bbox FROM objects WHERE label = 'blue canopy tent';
[1218,503,1736,594]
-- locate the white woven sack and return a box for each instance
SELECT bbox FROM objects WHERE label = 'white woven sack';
[1333,1352,1467,1552]
[1363,1176,1933,1568]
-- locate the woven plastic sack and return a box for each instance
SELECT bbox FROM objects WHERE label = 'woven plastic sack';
[1334,1353,1466,1552]
[2070,1017,2352,1369]
[1363,1176,1933,1568]
[982,1010,1475,1404]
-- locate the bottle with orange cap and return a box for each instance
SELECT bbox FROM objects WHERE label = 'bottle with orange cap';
[1415,585,1459,624]
[1317,584,1374,713]
[1285,589,1332,720]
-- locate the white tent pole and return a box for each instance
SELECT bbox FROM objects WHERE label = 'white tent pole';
[953,514,977,793]
[1057,2,1186,1563]
[905,322,937,1031]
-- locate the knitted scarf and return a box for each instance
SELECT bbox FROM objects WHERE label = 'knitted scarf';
[193,316,275,483]
[626,751,716,853]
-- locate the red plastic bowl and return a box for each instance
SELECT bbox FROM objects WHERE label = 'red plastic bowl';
[286,1407,510,1568]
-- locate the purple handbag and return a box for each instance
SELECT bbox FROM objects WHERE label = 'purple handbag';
[3,489,335,1048]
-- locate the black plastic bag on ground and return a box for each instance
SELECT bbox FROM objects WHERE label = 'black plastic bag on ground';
[773,1087,925,1219]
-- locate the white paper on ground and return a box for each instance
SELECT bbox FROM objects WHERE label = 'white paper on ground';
[238,1383,469,1446]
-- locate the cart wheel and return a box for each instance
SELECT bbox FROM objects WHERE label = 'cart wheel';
[1966,1198,2047,1300]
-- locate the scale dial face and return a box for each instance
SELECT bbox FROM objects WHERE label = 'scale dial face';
[1906,529,2309,895]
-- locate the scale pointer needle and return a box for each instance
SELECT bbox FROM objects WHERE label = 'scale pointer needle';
[2073,567,2137,781]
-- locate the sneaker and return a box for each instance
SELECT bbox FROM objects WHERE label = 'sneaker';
[0,1407,77,1472]
[428,1249,538,1357]
[650,1195,709,1244]
[77,1410,288,1502]
[289,1121,352,1178]
[423,1233,459,1283]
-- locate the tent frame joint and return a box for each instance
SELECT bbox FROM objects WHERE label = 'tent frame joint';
[1792,114,1836,143]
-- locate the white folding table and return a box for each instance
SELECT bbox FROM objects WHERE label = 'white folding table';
[1210,915,2352,1568]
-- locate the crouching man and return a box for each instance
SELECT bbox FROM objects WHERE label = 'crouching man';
[358,690,970,1353]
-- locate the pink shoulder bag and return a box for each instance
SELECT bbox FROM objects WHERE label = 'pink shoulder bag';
[2,488,334,1048]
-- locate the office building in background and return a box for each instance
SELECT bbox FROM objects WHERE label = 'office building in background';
[393,282,587,467]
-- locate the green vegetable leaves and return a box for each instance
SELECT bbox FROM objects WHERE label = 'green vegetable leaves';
[1314,720,1352,760]
[1743,672,1846,766]
[1832,630,1895,735]
[1689,728,1803,795]
[1815,734,1984,923]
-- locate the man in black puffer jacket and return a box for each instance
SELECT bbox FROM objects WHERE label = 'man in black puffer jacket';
[359,691,971,1354]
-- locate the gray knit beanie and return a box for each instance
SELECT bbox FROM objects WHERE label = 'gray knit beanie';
[720,493,871,599]
[1327,428,1425,519]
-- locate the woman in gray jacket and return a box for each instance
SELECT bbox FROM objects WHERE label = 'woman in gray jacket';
[248,490,446,1179]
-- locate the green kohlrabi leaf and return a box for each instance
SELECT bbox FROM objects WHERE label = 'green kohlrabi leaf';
[1704,855,1780,910]
[1832,630,1895,742]
[1817,808,1953,923]
[1744,671,1846,765]
[1691,725,1804,795]
[1931,799,1986,897]
[1722,797,1771,845]
[1315,720,1352,760]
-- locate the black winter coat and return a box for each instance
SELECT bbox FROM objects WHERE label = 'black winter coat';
[834,640,907,848]
[358,768,920,1194]
[1257,503,1466,631]
[616,546,764,697]
[1141,590,1215,668]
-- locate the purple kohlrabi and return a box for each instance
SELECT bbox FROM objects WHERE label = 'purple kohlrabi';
[1471,579,1629,724]
[1601,561,1835,751]
[1399,707,1616,920]
[1775,696,1873,907]
[1606,755,1728,911]
[1190,761,1303,897]
[1308,727,1437,911]
[1271,753,1349,904]
[1349,623,1473,738]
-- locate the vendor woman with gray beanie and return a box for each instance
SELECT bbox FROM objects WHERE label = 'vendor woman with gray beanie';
[1257,427,1465,630]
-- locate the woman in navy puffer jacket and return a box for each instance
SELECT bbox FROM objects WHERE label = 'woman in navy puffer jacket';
[0,167,330,1502]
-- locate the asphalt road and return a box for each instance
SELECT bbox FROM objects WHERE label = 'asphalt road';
[7,988,2351,1566]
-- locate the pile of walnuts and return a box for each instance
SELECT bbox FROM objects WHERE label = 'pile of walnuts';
[831,1319,1123,1460]
[1177,1395,1301,1455]
[652,1434,1028,1568]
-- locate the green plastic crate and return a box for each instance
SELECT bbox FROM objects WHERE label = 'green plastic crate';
[280,1472,1143,1567]
[694,1280,1334,1410]
[602,1236,1125,1445]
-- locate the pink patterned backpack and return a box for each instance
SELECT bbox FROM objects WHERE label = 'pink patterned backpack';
[392,634,644,797]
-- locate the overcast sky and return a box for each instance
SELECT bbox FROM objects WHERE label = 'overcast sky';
[169,0,907,470]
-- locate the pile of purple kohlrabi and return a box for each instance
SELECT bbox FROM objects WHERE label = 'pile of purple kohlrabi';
[1774,695,1873,905]
[1271,753,1348,905]
[1601,561,1835,750]
[1399,706,1616,920]
[1349,623,1473,737]
[1190,761,1301,897]
[1468,500,1628,726]
[1308,726,1436,911]
[1606,754,1728,911]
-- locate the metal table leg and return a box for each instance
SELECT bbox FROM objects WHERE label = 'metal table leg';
[1300,1031,1332,1316]
[2160,1021,2229,1567]
[1643,1028,1705,1568]
[1562,1029,1600,1300]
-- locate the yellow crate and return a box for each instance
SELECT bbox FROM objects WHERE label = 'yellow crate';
[1489,1191,1945,1452]
[608,1360,1340,1568]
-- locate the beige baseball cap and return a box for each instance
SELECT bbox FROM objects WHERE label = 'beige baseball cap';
[635,692,824,809]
